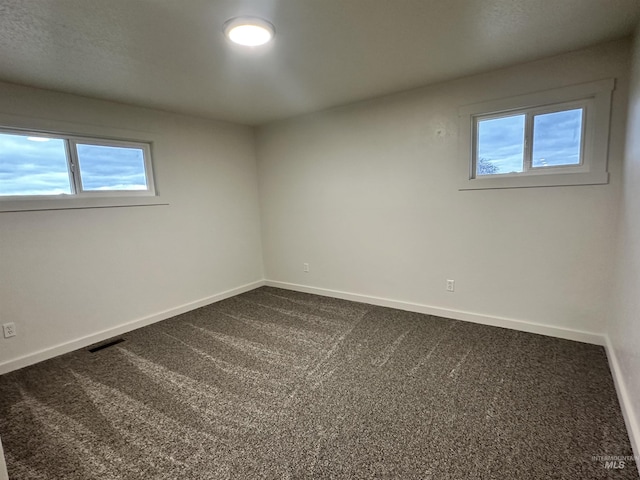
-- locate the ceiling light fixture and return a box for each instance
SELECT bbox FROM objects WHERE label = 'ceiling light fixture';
[224,17,275,47]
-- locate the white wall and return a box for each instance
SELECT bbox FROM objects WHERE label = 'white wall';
[609,25,640,458]
[0,82,264,373]
[256,39,630,340]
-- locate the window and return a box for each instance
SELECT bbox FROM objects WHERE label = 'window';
[1,129,154,197]
[458,79,614,190]
[475,102,585,177]
[75,142,149,193]
[0,124,163,212]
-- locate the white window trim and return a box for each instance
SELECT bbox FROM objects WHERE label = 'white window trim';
[0,113,167,212]
[458,78,614,190]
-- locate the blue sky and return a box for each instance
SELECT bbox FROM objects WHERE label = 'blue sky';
[0,135,71,196]
[76,144,147,191]
[0,133,147,196]
[478,114,525,174]
[477,108,582,175]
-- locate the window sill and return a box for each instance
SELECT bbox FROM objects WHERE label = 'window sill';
[459,171,609,190]
[0,196,169,213]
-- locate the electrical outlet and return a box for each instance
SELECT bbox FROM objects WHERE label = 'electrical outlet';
[3,322,16,338]
[303,263,310,273]
[446,280,455,292]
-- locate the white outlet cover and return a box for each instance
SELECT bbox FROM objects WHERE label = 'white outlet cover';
[3,323,16,338]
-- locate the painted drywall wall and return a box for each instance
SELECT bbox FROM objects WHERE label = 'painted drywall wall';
[609,25,640,458]
[256,39,630,337]
[0,82,264,372]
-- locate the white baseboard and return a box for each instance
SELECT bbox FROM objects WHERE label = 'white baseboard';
[604,335,640,474]
[0,437,8,480]
[0,280,265,376]
[265,280,605,346]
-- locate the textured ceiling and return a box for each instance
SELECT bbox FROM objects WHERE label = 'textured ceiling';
[0,0,639,125]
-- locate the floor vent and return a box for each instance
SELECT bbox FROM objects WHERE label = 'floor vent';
[88,338,125,353]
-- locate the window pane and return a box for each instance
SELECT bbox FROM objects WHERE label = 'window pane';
[476,114,525,176]
[0,133,71,196]
[532,108,582,168]
[76,144,148,191]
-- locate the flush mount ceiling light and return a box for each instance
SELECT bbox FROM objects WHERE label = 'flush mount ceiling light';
[224,17,275,47]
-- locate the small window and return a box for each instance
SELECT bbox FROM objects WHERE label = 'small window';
[74,142,149,192]
[0,128,156,204]
[458,79,614,190]
[475,103,585,178]
[0,132,72,196]
[531,108,583,169]
[476,113,526,175]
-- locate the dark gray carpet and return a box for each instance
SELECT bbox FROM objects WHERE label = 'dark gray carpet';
[0,286,636,479]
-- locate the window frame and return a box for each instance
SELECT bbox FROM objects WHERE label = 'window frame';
[474,100,588,177]
[0,116,166,212]
[69,136,155,197]
[458,79,614,190]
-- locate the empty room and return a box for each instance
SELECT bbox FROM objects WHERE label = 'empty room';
[1,0,640,478]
